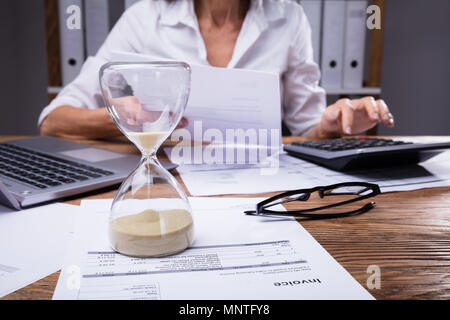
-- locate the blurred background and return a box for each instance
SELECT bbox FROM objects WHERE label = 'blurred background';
[0,0,449,136]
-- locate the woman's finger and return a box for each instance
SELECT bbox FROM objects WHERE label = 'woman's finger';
[377,99,394,127]
[357,96,380,122]
[340,99,355,135]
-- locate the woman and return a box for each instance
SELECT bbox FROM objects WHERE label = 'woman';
[39,0,394,139]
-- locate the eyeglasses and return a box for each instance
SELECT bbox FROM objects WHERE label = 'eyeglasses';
[245,182,381,220]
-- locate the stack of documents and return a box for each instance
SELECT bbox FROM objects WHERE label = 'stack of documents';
[53,198,373,300]
[165,146,450,196]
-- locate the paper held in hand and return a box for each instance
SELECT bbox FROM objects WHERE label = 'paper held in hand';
[109,50,282,149]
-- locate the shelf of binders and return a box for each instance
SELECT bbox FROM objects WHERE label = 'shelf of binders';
[300,0,383,97]
[46,0,384,99]
[54,0,136,88]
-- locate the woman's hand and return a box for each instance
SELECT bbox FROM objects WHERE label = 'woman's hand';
[311,97,394,138]
[111,96,189,129]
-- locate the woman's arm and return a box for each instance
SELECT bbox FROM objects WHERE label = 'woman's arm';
[39,106,122,139]
[39,102,189,139]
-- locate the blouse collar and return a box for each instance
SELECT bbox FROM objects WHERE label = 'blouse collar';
[158,0,286,29]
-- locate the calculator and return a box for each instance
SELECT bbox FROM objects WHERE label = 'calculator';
[283,137,450,171]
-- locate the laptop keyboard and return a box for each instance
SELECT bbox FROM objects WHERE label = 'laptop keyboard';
[292,138,412,152]
[0,143,114,189]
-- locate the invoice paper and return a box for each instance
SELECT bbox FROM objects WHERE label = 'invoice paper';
[52,198,373,300]
[0,203,77,297]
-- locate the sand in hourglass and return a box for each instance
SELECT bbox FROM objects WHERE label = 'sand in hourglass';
[109,209,194,257]
[128,132,169,154]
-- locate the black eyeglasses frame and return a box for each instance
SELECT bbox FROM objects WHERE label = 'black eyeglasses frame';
[245,182,381,220]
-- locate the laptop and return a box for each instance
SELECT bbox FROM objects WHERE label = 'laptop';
[0,136,177,210]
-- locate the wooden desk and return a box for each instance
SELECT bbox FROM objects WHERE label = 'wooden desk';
[1,136,449,300]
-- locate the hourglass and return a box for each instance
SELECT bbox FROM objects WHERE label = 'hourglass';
[100,62,194,257]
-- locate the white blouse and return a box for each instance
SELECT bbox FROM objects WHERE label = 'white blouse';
[39,0,326,136]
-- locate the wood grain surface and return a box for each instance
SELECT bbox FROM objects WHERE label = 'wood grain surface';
[1,136,449,300]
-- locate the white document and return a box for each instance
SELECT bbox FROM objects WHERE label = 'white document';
[183,65,281,145]
[58,0,85,85]
[108,50,282,147]
[343,0,368,88]
[321,0,346,88]
[0,203,77,297]
[300,0,323,65]
[165,146,450,196]
[53,198,373,300]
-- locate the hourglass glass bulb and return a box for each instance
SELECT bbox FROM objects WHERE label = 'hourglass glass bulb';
[100,61,194,257]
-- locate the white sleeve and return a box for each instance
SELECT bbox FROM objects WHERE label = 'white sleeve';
[282,6,326,136]
[37,56,106,127]
[37,1,150,127]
